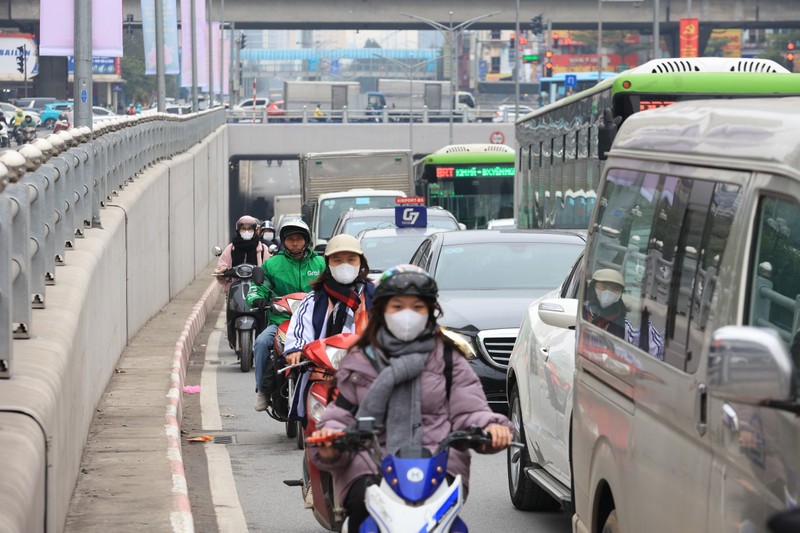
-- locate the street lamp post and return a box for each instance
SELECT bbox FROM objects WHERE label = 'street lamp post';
[402,11,500,145]
[374,53,441,154]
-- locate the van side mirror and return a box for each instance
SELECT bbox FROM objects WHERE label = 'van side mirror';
[251,266,265,286]
[598,108,621,161]
[314,240,328,254]
[707,326,794,404]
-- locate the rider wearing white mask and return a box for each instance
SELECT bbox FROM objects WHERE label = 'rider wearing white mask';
[283,234,376,368]
[583,268,627,339]
[215,215,270,284]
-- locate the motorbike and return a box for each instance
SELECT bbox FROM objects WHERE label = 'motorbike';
[283,332,360,530]
[53,113,71,133]
[266,290,307,442]
[215,263,268,372]
[14,121,36,145]
[306,419,513,532]
[0,122,9,148]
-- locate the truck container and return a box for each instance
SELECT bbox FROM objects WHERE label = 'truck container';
[282,81,386,119]
[376,79,476,120]
[298,150,415,247]
[272,194,302,227]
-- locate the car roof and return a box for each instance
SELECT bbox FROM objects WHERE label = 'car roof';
[358,227,447,239]
[340,207,455,220]
[435,229,586,245]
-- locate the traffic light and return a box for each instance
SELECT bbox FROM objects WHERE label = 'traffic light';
[787,42,796,71]
[553,33,560,48]
[519,36,527,46]
[545,62,553,77]
[15,45,24,74]
[239,33,247,49]
[531,14,544,36]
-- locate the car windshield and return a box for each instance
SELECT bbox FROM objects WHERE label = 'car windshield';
[361,234,433,271]
[342,215,458,236]
[435,241,583,290]
[318,196,399,240]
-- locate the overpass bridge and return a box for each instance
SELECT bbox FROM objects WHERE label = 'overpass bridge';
[4,0,799,31]
[0,114,513,531]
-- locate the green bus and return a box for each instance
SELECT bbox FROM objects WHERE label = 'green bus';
[417,144,516,229]
[515,57,800,230]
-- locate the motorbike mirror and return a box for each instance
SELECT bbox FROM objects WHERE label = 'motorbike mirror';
[252,266,265,286]
[268,244,278,255]
[211,245,222,257]
[356,417,376,432]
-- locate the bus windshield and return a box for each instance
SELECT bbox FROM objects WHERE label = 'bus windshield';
[418,148,515,229]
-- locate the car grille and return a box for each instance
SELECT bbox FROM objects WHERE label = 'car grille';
[477,329,519,368]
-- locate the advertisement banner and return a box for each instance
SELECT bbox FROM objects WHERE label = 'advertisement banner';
[39,0,123,57]
[679,18,700,58]
[711,29,743,58]
[210,23,230,95]
[0,34,38,81]
[141,0,181,75]
[180,0,208,88]
[67,56,119,75]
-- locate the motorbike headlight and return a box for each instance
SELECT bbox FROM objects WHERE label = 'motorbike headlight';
[307,392,327,423]
[439,327,478,360]
[271,303,290,314]
[325,346,348,370]
[287,298,303,314]
[235,264,253,278]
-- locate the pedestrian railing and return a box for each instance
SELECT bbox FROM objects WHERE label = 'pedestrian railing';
[225,106,484,124]
[0,108,225,378]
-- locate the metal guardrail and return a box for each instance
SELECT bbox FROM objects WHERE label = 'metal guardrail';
[225,106,496,124]
[0,108,226,378]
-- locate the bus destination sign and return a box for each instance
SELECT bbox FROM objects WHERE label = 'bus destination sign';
[435,164,515,179]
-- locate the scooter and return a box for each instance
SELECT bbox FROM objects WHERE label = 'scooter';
[267,290,307,442]
[306,419,508,532]
[14,119,36,145]
[0,122,9,148]
[53,113,71,133]
[284,332,360,531]
[215,263,267,372]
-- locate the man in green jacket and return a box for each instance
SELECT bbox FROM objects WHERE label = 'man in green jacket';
[246,220,325,411]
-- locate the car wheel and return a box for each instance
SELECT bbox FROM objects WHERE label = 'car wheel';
[602,510,620,533]
[507,385,561,511]
[43,118,55,129]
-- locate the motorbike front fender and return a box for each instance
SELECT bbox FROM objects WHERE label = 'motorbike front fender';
[235,316,256,331]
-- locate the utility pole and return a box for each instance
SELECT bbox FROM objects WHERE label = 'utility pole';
[155,0,166,112]
[74,0,92,129]
[514,0,520,120]
[190,0,199,112]
[207,0,214,105]
[219,0,225,106]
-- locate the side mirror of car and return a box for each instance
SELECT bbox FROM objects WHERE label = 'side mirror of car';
[314,239,327,254]
[252,266,265,286]
[212,245,222,257]
[458,223,467,231]
[537,298,579,330]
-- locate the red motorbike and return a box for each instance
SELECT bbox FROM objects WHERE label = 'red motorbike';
[285,332,359,531]
[267,291,307,442]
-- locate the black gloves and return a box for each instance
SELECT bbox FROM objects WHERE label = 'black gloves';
[252,298,268,310]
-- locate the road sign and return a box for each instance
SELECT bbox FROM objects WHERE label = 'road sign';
[490,131,505,145]
[565,74,577,88]
[395,205,427,228]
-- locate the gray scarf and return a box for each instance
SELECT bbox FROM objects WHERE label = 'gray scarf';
[356,326,436,453]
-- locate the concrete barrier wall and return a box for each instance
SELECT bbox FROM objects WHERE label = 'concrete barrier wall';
[0,125,229,533]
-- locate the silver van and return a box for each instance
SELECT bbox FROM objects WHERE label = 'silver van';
[547,97,800,533]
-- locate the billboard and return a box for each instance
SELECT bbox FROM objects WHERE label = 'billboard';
[39,0,123,57]
[0,34,38,81]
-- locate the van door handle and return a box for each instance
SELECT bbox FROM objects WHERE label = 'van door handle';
[696,383,707,436]
[722,403,739,433]
[540,347,550,362]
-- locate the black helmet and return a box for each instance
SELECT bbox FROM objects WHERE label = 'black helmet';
[279,219,311,244]
[375,264,438,303]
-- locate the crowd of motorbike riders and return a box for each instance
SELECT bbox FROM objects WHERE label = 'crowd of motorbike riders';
[215,214,513,531]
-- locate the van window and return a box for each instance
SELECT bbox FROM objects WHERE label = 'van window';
[746,195,800,351]
[587,168,741,370]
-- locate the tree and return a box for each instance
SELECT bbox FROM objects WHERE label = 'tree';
[121,30,179,106]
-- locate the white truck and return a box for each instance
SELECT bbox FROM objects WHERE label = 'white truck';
[283,81,386,119]
[376,79,476,121]
[299,150,415,248]
[272,194,302,228]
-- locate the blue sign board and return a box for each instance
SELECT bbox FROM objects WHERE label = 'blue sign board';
[565,74,578,88]
[80,90,87,103]
[395,206,427,228]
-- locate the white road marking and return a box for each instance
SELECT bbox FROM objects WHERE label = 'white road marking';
[202,313,248,532]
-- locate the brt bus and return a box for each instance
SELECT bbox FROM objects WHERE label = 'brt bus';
[515,57,800,230]
[417,144,515,229]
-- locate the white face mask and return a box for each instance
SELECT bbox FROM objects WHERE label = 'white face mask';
[330,263,360,285]
[240,230,254,241]
[597,289,621,309]
[263,231,275,241]
[385,309,429,341]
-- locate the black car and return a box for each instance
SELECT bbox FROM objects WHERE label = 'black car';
[409,229,585,411]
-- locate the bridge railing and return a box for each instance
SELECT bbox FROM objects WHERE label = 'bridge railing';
[226,106,496,124]
[0,108,225,378]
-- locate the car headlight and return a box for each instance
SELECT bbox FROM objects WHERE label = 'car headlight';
[439,327,478,360]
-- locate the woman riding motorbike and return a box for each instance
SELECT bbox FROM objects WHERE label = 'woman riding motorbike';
[308,265,513,529]
[215,215,270,345]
